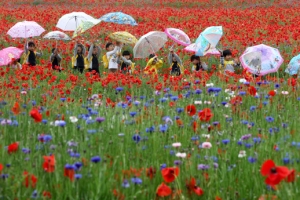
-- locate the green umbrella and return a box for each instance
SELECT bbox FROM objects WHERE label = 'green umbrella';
[73,19,101,38]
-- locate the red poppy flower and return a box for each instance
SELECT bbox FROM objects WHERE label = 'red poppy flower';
[8,142,19,154]
[0,163,3,173]
[64,166,75,181]
[169,102,175,107]
[146,167,156,179]
[230,96,242,105]
[286,169,295,183]
[30,108,42,123]
[161,167,180,183]
[185,104,196,116]
[11,102,20,115]
[43,154,55,173]
[23,171,38,188]
[268,90,276,97]
[186,177,204,196]
[198,108,213,122]
[260,160,290,186]
[42,191,52,199]
[156,182,172,197]
[248,86,257,96]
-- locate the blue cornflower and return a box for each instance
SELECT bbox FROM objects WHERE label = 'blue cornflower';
[221,101,227,106]
[116,87,124,92]
[176,108,184,114]
[91,156,101,163]
[31,190,38,199]
[159,97,168,103]
[159,124,168,133]
[131,177,142,184]
[22,148,31,154]
[70,152,80,158]
[244,143,253,149]
[160,164,167,170]
[250,106,256,112]
[60,98,66,102]
[283,157,290,165]
[122,179,130,188]
[265,116,274,122]
[239,91,246,96]
[75,174,82,179]
[170,96,179,101]
[253,137,261,144]
[195,89,202,94]
[222,139,230,145]
[132,134,141,143]
[146,126,155,133]
[248,157,257,163]
[129,112,137,117]
[275,83,280,88]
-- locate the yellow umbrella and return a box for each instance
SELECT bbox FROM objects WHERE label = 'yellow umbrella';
[109,31,137,45]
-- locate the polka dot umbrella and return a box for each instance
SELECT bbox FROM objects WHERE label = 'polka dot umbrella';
[7,21,45,39]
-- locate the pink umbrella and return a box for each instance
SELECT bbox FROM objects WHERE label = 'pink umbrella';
[7,21,45,39]
[164,28,191,46]
[184,43,221,56]
[0,47,24,66]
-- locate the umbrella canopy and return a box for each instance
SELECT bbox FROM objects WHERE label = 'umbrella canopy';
[285,54,300,75]
[133,31,167,58]
[56,12,95,31]
[43,31,71,40]
[164,28,191,46]
[184,43,220,56]
[7,21,45,39]
[72,19,101,38]
[99,12,137,26]
[0,47,24,66]
[195,26,223,56]
[109,31,137,45]
[240,44,283,76]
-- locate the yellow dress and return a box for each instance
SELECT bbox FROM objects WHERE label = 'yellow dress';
[144,57,163,74]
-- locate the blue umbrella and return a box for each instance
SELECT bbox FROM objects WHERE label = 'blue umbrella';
[99,12,137,26]
[285,54,300,75]
[195,26,223,56]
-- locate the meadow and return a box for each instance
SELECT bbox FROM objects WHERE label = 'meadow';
[0,0,300,199]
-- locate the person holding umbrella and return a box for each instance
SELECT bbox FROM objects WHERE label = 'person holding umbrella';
[50,48,62,71]
[72,40,86,73]
[86,40,101,74]
[23,41,43,66]
[168,47,184,76]
[144,54,163,75]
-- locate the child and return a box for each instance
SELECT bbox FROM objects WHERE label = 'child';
[23,41,42,66]
[72,41,86,73]
[168,49,184,76]
[10,58,22,69]
[50,48,62,71]
[144,54,163,75]
[120,50,134,74]
[191,55,208,71]
[106,41,123,74]
[87,41,101,74]
[219,49,241,74]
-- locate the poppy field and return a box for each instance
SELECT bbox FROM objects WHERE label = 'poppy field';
[1,0,300,199]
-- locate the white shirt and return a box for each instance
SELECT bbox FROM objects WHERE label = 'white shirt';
[106,46,121,69]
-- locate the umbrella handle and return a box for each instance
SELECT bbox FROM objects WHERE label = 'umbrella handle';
[145,37,155,55]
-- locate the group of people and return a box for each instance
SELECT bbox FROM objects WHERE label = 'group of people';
[11,40,243,76]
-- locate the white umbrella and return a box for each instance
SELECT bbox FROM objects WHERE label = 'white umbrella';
[43,31,71,40]
[7,21,45,38]
[56,12,95,31]
[240,44,283,76]
[133,31,167,58]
